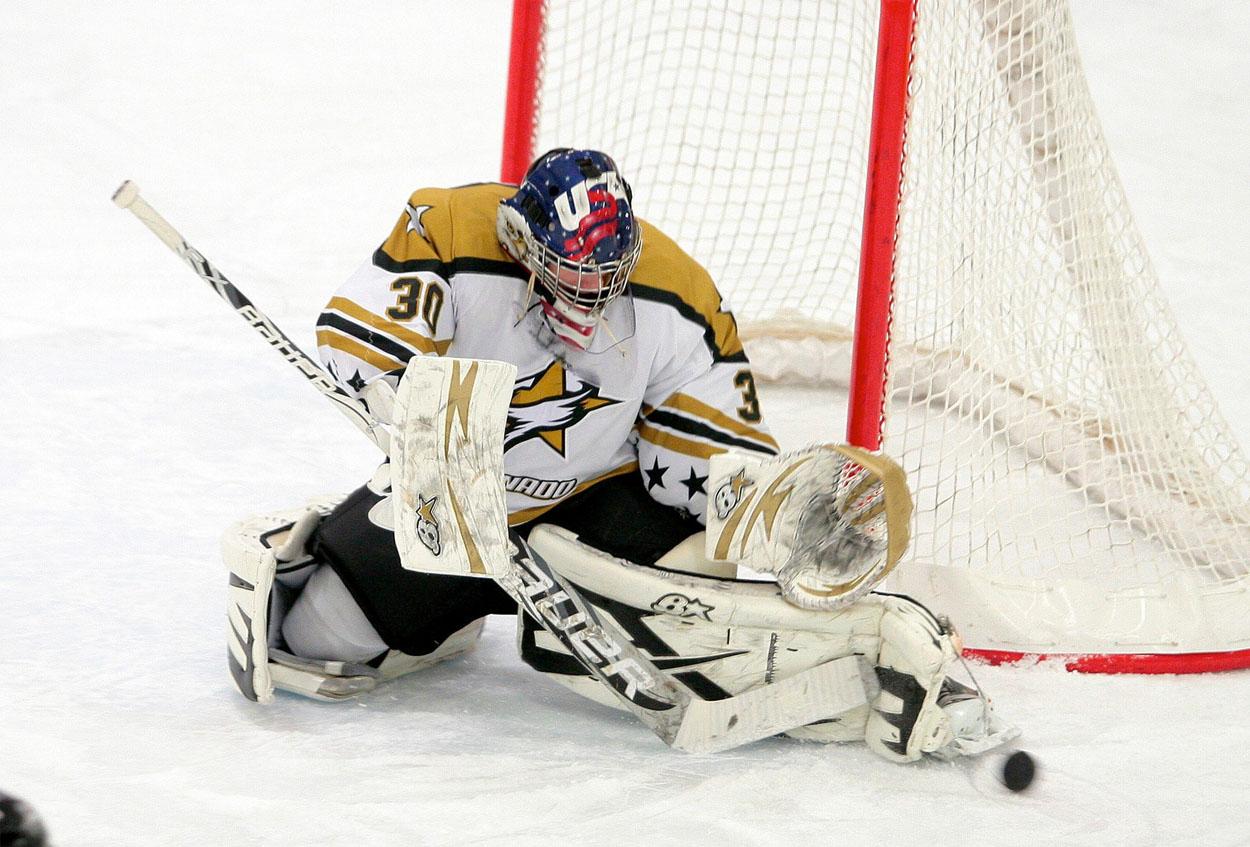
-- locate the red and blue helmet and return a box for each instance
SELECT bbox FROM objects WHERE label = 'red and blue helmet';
[497,148,643,348]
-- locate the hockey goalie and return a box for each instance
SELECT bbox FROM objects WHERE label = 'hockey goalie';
[223,149,1017,761]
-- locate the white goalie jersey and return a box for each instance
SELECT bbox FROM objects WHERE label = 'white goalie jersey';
[317,182,778,525]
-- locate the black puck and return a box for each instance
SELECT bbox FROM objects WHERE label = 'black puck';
[1000,750,1037,792]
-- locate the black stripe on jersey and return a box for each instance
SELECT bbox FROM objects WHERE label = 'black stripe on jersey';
[316,312,419,363]
[644,408,777,454]
[372,249,531,282]
[627,284,749,365]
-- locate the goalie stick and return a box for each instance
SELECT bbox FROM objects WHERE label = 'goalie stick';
[111,181,871,753]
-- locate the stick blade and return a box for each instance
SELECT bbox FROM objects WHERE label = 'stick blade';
[673,655,869,753]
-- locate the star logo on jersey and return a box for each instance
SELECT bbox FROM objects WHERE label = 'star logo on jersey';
[680,466,707,500]
[505,362,620,456]
[644,457,669,491]
[405,203,432,238]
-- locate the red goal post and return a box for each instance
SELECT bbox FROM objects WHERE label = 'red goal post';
[501,0,1250,673]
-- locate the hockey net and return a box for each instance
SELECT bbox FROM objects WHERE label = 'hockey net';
[501,0,1250,672]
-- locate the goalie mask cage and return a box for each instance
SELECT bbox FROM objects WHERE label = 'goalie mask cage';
[501,0,1250,673]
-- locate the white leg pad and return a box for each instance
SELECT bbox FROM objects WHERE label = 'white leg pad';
[521,524,884,743]
[865,595,961,762]
[223,497,486,703]
[267,618,485,702]
[520,525,1018,757]
[223,501,336,704]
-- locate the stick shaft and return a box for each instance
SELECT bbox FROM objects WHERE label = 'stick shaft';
[112,181,387,450]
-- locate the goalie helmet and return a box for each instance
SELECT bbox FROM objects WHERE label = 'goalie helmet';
[497,148,642,349]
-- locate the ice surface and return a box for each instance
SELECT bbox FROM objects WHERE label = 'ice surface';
[1,2,1248,844]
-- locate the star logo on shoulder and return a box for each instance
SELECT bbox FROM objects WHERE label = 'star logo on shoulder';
[406,203,433,238]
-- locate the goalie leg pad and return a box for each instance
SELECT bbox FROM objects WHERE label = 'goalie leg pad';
[520,526,1018,758]
[864,595,959,762]
[223,498,486,703]
[224,501,333,704]
[520,524,883,741]
[265,617,486,701]
[861,594,1022,762]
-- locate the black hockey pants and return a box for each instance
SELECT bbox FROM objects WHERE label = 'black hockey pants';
[309,473,703,657]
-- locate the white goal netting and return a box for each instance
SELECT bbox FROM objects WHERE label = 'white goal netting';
[516,0,1250,668]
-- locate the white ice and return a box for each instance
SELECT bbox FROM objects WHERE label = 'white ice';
[2,2,1249,845]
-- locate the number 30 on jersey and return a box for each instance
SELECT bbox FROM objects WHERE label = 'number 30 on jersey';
[387,276,445,330]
